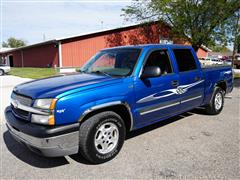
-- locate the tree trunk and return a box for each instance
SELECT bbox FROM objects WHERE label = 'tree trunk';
[192,44,200,52]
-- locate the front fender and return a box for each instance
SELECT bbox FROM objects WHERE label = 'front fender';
[53,78,135,126]
[54,96,132,125]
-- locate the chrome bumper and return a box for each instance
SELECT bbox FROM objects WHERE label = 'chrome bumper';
[6,122,79,157]
[5,105,80,157]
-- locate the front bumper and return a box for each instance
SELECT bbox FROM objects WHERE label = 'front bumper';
[5,106,80,157]
[5,68,10,73]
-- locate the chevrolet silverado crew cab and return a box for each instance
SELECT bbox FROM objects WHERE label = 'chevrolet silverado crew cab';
[5,44,233,164]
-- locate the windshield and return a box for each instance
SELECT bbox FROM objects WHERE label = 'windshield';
[81,48,141,76]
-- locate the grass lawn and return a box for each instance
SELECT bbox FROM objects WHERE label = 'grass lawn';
[234,73,240,79]
[9,68,58,79]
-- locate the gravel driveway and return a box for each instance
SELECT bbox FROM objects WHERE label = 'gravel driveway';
[0,75,239,179]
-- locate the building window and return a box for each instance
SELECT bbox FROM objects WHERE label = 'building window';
[0,57,4,64]
[159,37,173,44]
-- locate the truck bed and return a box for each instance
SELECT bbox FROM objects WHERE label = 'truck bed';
[202,65,233,105]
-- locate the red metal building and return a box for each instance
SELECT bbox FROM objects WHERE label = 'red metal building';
[0,41,59,67]
[0,22,210,68]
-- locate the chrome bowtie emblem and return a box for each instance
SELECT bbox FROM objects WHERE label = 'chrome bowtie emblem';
[176,87,187,94]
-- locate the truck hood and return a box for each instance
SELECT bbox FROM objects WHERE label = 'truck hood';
[14,73,121,99]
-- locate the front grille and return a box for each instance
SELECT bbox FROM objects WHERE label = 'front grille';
[11,92,32,107]
[11,104,29,116]
[11,92,32,121]
[11,104,30,120]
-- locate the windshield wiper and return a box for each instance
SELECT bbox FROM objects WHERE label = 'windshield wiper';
[79,69,88,73]
[91,70,112,77]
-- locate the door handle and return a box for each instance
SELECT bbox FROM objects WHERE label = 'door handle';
[171,80,179,87]
[195,76,201,81]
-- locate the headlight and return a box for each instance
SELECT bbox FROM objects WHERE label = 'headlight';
[31,114,55,125]
[33,98,57,110]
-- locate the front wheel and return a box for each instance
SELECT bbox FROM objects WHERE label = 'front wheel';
[79,111,126,164]
[205,87,224,115]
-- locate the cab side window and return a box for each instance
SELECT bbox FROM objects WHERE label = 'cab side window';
[173,49,197,72]
[144,50,173,75]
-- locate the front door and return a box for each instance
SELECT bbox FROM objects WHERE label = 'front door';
[134,49,181,126]
[8,55,14,67]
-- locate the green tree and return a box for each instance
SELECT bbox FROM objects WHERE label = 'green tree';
[2,37,27,48]
[238,36,240,53]
[122,0,240,51]
[220,10,240,53]
[232,11,240,56]
[209,45,231,53]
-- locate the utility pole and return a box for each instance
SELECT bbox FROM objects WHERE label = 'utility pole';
[43,34,46,41]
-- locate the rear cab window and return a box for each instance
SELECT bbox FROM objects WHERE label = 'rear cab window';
[173,49,197,72]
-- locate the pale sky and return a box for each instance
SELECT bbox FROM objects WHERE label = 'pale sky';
[1,0,133,45]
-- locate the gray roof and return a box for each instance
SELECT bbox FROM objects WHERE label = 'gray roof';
[209,51,233,57]
[0,48,14,53]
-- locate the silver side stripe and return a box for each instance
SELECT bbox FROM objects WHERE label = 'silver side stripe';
[181,95,202,103]
[140,102,180,115]
[140,95,202,115]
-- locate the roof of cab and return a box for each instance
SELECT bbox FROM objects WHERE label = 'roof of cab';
[102,44,193,51]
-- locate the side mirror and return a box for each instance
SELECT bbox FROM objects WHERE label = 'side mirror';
[141,66,161,79]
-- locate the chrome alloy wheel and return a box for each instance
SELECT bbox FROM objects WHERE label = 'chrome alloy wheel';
[94,122,119,154]
[215,92,223,110]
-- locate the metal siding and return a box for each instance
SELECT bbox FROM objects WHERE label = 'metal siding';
[2,43,59,67]
[197,48,208,58]
[61,35,107,67]
[11,51,22,67]
[1,51,22,67]
[21,43,59,67]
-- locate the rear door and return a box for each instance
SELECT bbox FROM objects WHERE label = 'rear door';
[171,48,204,111]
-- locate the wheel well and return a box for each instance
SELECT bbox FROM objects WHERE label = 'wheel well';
[216,81,227,93]
[80,104,132,132]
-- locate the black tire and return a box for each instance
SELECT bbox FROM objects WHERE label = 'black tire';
[79,111,126,164]
[205,87,224,115]
[0,69,4,76]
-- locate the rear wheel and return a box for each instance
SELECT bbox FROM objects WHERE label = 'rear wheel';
[79,111,126,164]
[0,69,4,76]
[205,87,224,115]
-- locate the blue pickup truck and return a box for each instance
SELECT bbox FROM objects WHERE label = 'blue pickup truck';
[5,44,233,164]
